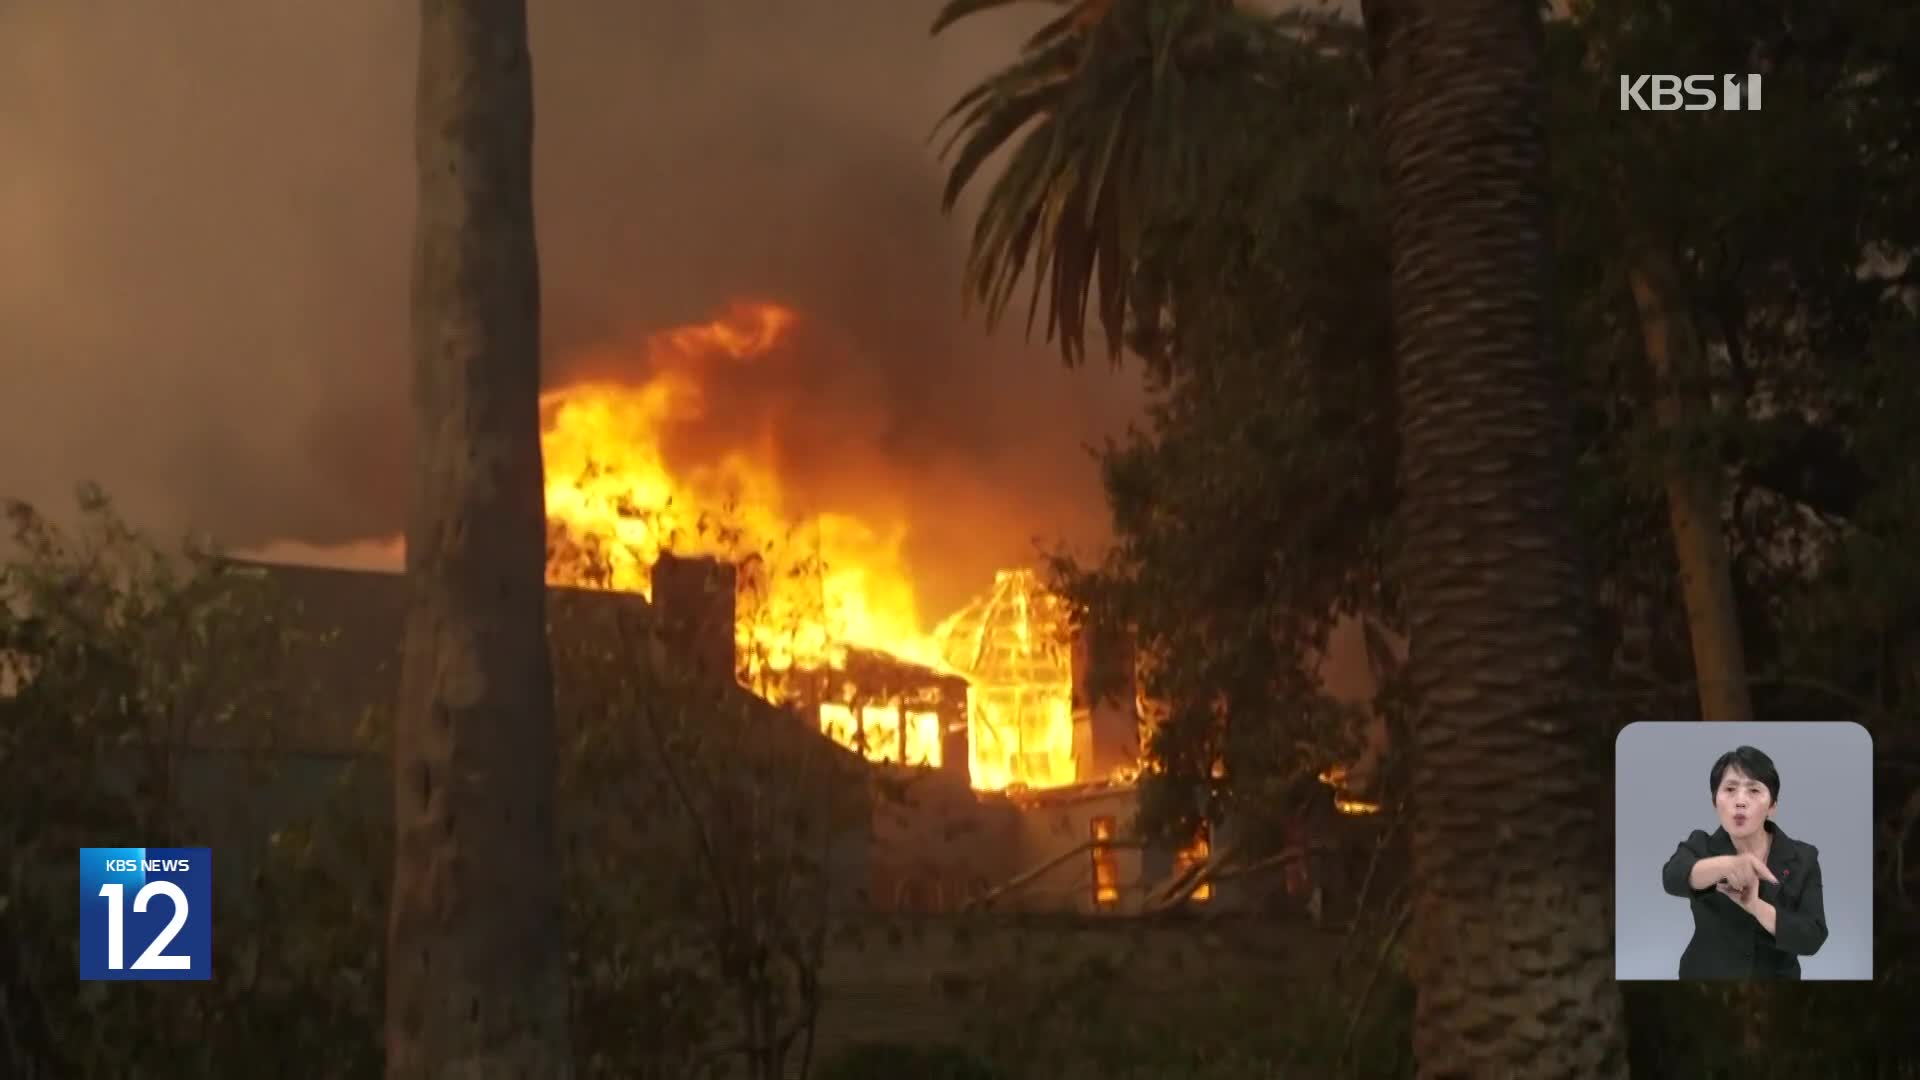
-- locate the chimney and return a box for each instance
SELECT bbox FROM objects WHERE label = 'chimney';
[651,554,738,685]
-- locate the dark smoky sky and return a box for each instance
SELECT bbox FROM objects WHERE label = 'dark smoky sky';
[0,1,1151,618]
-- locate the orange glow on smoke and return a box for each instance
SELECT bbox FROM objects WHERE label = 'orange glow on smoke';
[541,301,937,674]
[539,301,1079,790]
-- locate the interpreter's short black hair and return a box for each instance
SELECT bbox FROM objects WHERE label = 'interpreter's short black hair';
[1709,745,1780,803]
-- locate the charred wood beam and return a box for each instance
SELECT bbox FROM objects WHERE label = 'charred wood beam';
[963,837,1148,912]
[1137,843,1347,917]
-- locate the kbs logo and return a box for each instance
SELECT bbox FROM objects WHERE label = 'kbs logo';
[79,847,213,981]
[1619,74,1763,112]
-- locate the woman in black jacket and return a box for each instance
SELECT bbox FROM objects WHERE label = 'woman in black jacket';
[1660,745,1829,979]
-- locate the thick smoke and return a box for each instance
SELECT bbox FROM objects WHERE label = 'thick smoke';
[0,1,1144,618]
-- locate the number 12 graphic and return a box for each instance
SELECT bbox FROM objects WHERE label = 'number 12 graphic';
[79,847,213,981]
[96,881,194,970]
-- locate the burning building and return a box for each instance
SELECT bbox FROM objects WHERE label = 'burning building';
[210,302,1385,917]
[525,303,1391,915]
[530,303,1131,800]
[636,548,1166,914]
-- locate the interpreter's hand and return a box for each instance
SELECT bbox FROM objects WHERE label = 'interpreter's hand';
[1715,852,1776,901]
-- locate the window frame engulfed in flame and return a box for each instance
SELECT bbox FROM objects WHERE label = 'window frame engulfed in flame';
[788,646,970,778]
[935,569,1078,792]
[1173,821,1213,903]
[1090,815,1120,909]
[817,701,943,768]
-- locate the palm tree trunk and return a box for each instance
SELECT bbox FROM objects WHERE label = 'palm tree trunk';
[387,1,573,1076]
[1624,247,1754,723]
[1359,0,1627,1074]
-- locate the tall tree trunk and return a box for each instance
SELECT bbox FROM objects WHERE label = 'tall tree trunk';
[1624,247,1754,723]
[1360,0,1627,1075]
[387,1,573,1076]
[1627,247,1767,1053]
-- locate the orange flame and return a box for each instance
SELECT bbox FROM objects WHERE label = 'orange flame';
[539,302,1080,791]
[541,301,938,673]
[932,568,1076,791]
[1318,766,1382,815]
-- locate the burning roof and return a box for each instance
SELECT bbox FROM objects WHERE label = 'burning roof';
[539,302,943,677]
[536,304,1088,794]
[932,569,1077,792]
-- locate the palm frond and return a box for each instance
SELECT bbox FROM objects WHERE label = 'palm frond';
[930,0,1074,38]
[933,29,1082,139]
[939,86,1060,209]
[933,0,1287,366]
[1023,5,1091,52]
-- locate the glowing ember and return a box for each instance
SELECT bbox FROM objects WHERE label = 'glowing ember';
[1318,766,1382,815]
